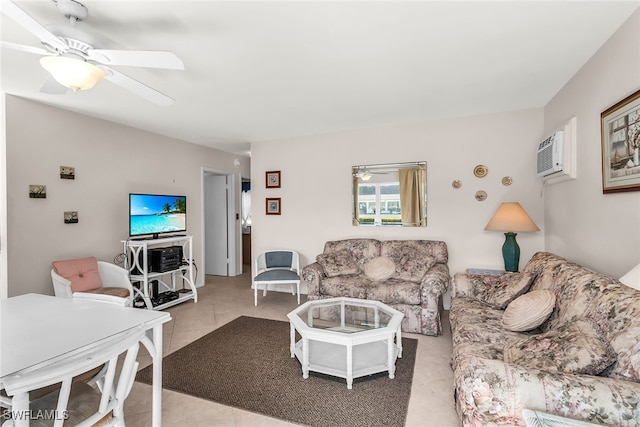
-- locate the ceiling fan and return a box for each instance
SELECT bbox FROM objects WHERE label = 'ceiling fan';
[0,0,184,106]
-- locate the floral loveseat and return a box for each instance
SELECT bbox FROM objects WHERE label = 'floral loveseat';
[450,252,640,426]
[302,238,450,336]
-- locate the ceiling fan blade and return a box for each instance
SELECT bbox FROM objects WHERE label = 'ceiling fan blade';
[87,49,184,70]
[1,40,49,55]
[0,0,67,52]
[100,66,174,106]
[40,76,68,94]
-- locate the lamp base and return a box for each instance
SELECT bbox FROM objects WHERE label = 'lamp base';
[502,232,520,272]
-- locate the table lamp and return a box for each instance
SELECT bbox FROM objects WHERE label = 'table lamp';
[485,202,539,272]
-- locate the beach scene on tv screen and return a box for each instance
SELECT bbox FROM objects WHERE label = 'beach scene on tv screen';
[130,195,186,236]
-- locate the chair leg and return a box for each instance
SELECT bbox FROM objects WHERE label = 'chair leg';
[297,282,300,304]
[254,282,258,306]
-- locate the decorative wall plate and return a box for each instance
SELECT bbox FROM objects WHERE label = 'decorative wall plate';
[474,165,488,178]
[475,190,487,201]
[452,179,462,189]
[502,176,513,186]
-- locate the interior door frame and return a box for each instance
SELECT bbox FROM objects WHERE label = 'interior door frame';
[201,167,240,277]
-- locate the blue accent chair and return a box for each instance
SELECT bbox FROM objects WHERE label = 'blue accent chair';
[253,250,301,306]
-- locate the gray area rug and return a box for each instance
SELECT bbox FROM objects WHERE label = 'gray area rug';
[136,315,417,427]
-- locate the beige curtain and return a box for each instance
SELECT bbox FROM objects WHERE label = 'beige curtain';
[399,167,426,226]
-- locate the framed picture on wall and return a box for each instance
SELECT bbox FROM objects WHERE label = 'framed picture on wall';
[266,170,281,188]
[601,88,640,193]
[266,198,281,215]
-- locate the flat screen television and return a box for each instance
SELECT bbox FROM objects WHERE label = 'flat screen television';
[129,193,187,239]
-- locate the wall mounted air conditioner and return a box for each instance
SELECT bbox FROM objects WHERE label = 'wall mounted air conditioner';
[537,116,577,184]
[537,131,564,176]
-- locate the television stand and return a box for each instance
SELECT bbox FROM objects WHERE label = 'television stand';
[123,235,198,310]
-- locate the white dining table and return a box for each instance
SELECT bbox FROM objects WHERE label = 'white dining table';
[0,293,171,427]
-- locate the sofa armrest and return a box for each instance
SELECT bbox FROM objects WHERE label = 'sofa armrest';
[301,262,325,297]
[452,272,494,299]
[454,356,640,427]
[420,263,450,297]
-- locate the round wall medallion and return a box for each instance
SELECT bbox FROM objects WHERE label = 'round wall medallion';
[452,179,462,189]
[474,165,488,178]
[502,176,513,186]
[475,190,487,201]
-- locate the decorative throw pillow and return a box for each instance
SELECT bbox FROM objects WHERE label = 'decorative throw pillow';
[383,244,436,282]
[502,290,556,332]
[504,320,617,375]
[316,250,360,277]
[52,256,103,293]
[364,256,396,281]
[473,272,536,310]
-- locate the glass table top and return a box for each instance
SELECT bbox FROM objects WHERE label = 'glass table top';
[290,298,401,334]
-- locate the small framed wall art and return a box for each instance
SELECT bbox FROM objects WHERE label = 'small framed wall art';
[266,198,281,215]
[601,88,640,193]
[29,185,46,199]
[64,211,78,224]
[266,170,281,188]
[60,166,75,180]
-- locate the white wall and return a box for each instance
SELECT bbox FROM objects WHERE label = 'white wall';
[543,9,640,277]
[0,93,7,299]
[4,95,250,297]
[251,108,546,298]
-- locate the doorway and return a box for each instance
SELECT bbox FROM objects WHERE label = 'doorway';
[202,168,237,276]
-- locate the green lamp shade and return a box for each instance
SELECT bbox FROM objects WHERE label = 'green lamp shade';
[502,232,520,272]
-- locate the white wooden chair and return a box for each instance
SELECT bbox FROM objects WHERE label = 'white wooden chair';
[51,257,134,305]
[253,250,301,306]
[1,327,145,427]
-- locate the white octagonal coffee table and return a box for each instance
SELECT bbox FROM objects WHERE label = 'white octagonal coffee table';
[287,297,404,389]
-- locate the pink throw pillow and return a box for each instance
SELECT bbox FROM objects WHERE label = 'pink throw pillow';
[52,256,103,292]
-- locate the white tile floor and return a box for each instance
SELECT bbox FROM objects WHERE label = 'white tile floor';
[124,271,460,427]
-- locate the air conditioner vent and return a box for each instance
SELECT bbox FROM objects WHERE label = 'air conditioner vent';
[536,116,577,184]
[537,131,563,176]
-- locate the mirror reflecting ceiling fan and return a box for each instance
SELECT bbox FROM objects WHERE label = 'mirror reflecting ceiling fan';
[0,0,184,106]
[354,166,390,181]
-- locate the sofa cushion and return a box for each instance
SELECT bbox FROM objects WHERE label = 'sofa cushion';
[316,250,360,277]
[364,256,395,281]
[381,241,436,282]
[367,278,421,305]
[504,320,617,375]
[450,297,530,369]
[322,239,382,267]
[319,275,370,299]
[52,256,103,293]
[472,273,536,310]
[605,316,640,382]
[502,290,555,332]
[86,287,130,298]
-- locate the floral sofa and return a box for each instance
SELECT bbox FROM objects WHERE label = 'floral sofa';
[301,238,450,336]
[450,252,640,427]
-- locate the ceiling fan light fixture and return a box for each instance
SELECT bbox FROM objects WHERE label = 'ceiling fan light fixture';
[40,55,104,91]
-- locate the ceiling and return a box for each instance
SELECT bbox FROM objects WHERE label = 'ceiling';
[2,1,639,156]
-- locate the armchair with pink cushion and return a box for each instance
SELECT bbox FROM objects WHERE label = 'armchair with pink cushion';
[51,256,134,304]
